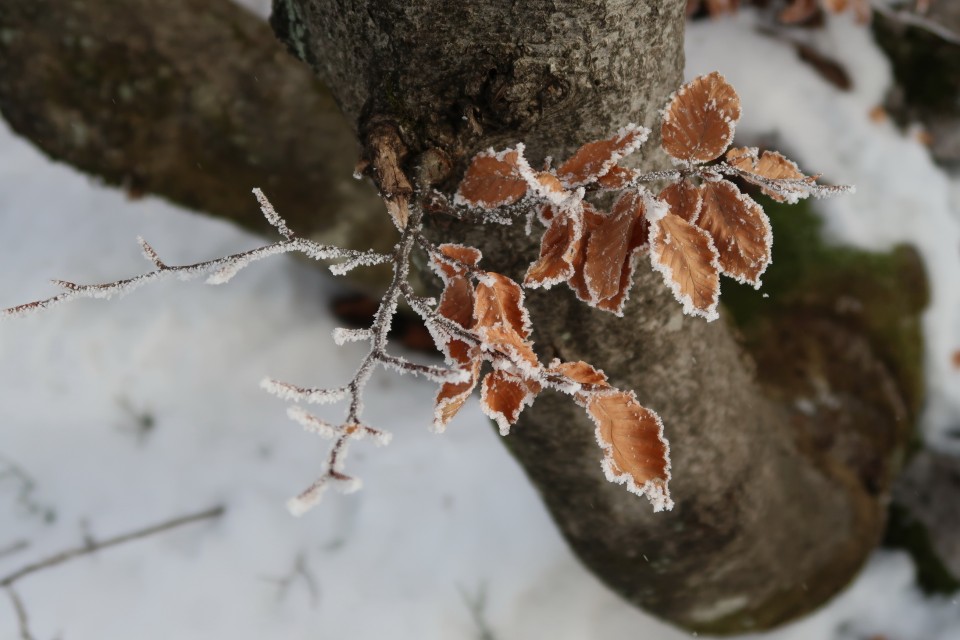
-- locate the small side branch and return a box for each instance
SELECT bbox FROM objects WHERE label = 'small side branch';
[4,586,34,640]
[2,191,389,319]
[0,506,225,589]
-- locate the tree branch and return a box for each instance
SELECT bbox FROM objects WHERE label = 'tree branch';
[0,0,388,253]
[0,506,225,589]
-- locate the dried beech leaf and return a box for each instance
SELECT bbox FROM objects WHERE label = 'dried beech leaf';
[455,148,529,208]
[588,391,673,511]
[661,72,741,164]
[568,204,606,303]
[548,360,610,400]
[433,357,481,431]
[556,124,649,188]
[431,243,483,280]
[534,172,566,198]
[436,275,476,363]
[478,324,539,369]
[582,192,648,314]
[480,369,541,435]
[659,180,702,223]
[474,273,531,338]
[650,213,721,320]
[525,212,581,289]
[585,200,639,303]
[595,165,637,190]
[698,180,772,286]
[726,147,812,202]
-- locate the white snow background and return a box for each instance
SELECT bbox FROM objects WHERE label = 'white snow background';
[1,5,959,639]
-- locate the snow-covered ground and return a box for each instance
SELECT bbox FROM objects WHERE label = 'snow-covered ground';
[1,7,959,640]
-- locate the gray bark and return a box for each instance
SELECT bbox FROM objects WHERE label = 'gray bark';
[272,0,906,633]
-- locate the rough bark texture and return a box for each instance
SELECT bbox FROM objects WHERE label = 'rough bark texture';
[0,0,387,272]
[272,0,908,633]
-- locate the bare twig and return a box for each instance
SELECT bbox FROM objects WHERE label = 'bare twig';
[458,584,497,640]
[0,540,30,560]
[261,552,320,607]
[0,505,224,588]
[5,586,34,640]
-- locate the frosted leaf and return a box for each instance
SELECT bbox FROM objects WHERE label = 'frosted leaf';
[726,147,814,203]
[260,378,348,404]
[474,273,532,338]
[429,244,482,281]
[332,327,372,345]
[524,209,582,289]
[549,360,609,391]
[455,146,531,208]
[587,390,673,512]
[661,72,741,164]
[584,191,645,304]
[697,180,772,287]
[566,204,606,305]
[595,165,638,190]
[434,274,476,364]
[556,123,650,188]
[477,324,539,371]
[649,213,721,321]
[433,357,481,432]
[659,180,703,223]
[480,369,540,435]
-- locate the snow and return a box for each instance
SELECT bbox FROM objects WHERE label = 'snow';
[1,5,959,640]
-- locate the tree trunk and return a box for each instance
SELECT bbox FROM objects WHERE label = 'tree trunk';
[271,0,907,633]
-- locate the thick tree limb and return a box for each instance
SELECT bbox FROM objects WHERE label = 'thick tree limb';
[273,0,911,633]
[0,0,385,252]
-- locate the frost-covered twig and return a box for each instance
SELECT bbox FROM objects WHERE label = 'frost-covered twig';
[265,204,467,515]
[1,191,389,319]
[871,1,960,46]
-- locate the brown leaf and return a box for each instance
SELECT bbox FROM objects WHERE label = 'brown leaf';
[474,273,539,370]
[547,360,610,402]
[556,124,648,188]
[581,192,649,314]
[436,275,476,363]
[585,195,641,302]
[588,391,673,511]
[595,165,637,190]
[661,72,741,164]
[659,180,702,223]
[650,213,721,320]
[480,369,541,434]
[525,212,581,289]
[568,204,607,303]
[433,357,481,431]
[474,273,531,338]
[455,148,529,208]
[698,180,771,286]
[726,147,812,202]
[431,243,483,280]
[477,324,539,369]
